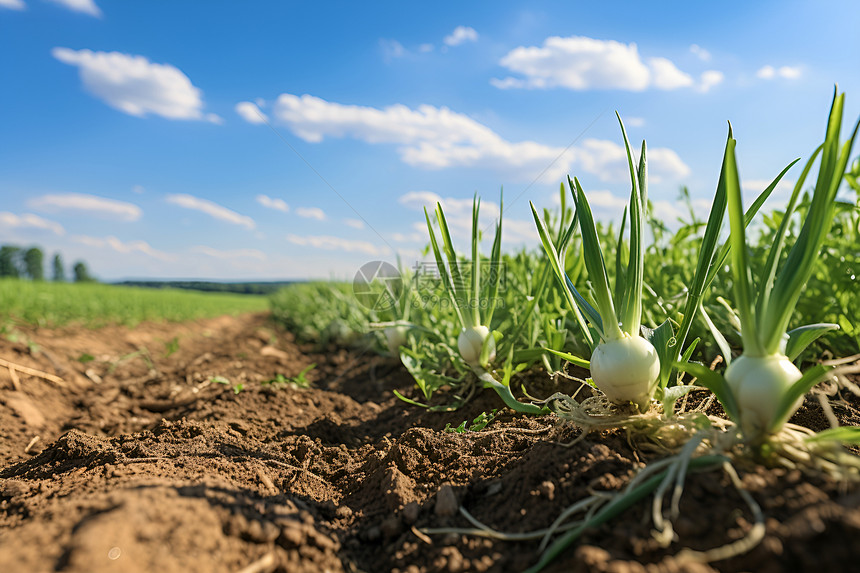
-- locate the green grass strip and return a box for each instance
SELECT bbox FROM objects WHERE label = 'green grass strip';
[0,279,267,328]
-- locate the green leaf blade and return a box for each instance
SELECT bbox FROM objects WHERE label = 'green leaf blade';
[722,127,762,355]
[785,323,840,362]
[569,176,622,341]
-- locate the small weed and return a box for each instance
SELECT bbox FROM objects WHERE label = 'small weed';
[163,337,180,357]
[212,375,244,394]
[108,347,154,374]
[77,353,95,363]
[261,374,289,388]
[444,409,498,433]
[262,363,316,389]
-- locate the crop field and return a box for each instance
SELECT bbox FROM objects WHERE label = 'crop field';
[0,279,269,328]
[2,96,860,573]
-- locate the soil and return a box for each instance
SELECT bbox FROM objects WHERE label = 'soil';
[1,312,859,573]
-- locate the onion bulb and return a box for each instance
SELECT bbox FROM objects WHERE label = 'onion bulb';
[458,325,495,367]
[589,334,660,411]
[725,353,802,440]
[384,325,408,356]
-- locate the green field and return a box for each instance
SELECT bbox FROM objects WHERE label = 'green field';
[0,279,269,328]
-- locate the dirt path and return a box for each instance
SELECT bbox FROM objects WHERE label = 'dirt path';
[1,313,859,572]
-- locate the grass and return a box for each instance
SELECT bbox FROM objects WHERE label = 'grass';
[268,281,372,346]
[0,279,269,328]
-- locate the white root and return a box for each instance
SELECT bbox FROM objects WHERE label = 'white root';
[419,504,589,542]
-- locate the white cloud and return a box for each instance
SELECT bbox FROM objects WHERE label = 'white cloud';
[398,191,538,245]
[380,39,406,61]
[585,190,628,210]
[28,192,142,221]
[648,196,713,225]
[69,235,105,248]
[757,66,776,79]
[52,47,215,121]
[549,189,707,226]
[190,246,266,261]
[236,101,268,124]
[419,43,434,53]
[625,117,645,128]
[132,185,145,194]
[256,194,289,213]
[0,0,25,10]
[266,94,690,183]
[502,218,539,244]
[270,94,572,180]
[165,194,256,229]
[493,36,698,92]
[488,77,523,90]
[646,148,692,182]
[71,235,175,261]
[742,178,796,201]
[444,26,478,47]
[650,200,688,223]
[46,0,101,17]
[689,44,711,62]
[287,234,389,256]
[575,139,691,183]
[697,70,724,93]
[757,65,802,80]
[399,190,444,210]
[779,67,802,80]
[0,212,65,235]
[392,231,424,243]
[344,218,365,229]
[648,57,694,89]
[296,206,326,221]
[399,190,499,218]
[550,188,630,221]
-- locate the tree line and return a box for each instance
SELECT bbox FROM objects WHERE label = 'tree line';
[0,244,94,282]
[115,280,295,295]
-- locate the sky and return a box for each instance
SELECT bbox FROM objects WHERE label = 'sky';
[1,0,858,281]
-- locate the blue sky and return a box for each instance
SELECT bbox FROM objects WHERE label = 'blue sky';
[1,0,858,281]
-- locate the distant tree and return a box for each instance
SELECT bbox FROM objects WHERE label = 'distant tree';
[24,247,44,280]
[52,253,65,282]
[73,261,95,283]
[0,245,21,278]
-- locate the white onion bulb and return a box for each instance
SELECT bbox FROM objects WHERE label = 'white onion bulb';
[458,325,494,367]
[589,334,660,411]
[725,353,802,440]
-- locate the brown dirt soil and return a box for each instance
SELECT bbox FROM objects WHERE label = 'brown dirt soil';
[1,312,859,573]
